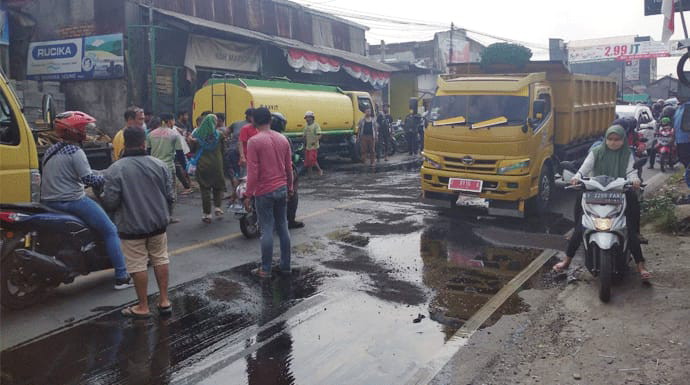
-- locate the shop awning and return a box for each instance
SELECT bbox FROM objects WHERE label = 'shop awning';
[153,7,395,88]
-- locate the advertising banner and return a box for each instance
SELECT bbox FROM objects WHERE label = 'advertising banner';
[27,34,124,81]
[568,40,674,63]
[184,34,261,73]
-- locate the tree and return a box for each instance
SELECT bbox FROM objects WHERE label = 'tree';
[480,43,533,69]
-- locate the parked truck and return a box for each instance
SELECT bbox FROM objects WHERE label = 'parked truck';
[420,61,617,217]
[193,77,375,161]
[0,70,111,204]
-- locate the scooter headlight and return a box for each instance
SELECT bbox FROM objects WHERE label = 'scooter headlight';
[593,217,613,231]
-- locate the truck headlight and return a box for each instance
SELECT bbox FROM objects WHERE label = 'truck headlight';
[424,156,442,169]
[497,159,530,175]
[593,217,613,231]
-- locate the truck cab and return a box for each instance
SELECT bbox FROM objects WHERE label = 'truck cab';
[421,62,616,217]
[0,70,40,204]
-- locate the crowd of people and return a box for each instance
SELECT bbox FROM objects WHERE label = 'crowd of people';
[40,104,320,318]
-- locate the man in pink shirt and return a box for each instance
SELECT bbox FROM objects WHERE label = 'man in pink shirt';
[238,108,258,177]
[244,107,294,278]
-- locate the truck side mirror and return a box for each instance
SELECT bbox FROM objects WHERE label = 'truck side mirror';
[532,99,546,119]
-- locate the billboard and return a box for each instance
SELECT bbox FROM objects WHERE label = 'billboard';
[645,0,690,15]
[568,40,673,63]
[27,34,124,81]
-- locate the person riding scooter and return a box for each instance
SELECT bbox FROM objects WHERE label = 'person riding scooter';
[40,112,133,289]
[554,125,651,281]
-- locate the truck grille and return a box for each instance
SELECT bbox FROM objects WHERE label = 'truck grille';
[443,157,497,173]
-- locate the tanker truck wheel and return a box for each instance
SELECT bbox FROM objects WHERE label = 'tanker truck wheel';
[527,165,553,217]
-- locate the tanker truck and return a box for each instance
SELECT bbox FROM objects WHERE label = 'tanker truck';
[420,61,617,218]
[193,77,375,161]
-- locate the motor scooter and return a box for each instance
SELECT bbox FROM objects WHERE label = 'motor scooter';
[0,202,113,309]
[229,179,260,239]
[655,125,678,172]
[561,162,645,302]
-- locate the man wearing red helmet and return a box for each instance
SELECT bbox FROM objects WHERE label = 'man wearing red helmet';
[41,111,133,290]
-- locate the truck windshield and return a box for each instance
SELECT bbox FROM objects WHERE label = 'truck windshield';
[429,95,529,126]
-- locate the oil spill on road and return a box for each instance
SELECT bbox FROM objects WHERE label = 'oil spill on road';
[0,265,325,385]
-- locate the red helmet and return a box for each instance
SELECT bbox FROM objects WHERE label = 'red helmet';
[54,111,96,142]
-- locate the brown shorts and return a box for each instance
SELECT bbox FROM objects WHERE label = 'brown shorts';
[121,233,169,273]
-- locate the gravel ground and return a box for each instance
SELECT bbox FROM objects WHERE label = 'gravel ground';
[433,227,690,385]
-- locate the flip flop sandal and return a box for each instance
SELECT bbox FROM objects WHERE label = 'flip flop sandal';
[121,306,152,319]
[157,305,172,316]
[640,271,652,281]
[202,215,212,224]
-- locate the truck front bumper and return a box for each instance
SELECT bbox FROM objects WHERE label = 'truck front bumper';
[420,166,536,216]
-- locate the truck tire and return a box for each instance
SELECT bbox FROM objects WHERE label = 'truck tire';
[598,247,612,303]
[528,164,553,216]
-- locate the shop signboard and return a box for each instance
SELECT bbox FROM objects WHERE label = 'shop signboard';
[26,34,124,81]
[0,8,8,46]
[645,0,690,16]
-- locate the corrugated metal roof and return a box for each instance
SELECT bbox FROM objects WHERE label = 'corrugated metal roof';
[153,7,395,73]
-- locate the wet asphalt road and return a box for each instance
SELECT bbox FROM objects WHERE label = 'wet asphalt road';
[0,155,662,384]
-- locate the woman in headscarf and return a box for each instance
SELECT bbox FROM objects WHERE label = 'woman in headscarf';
[192,114,226,223]
[554,125,650,280]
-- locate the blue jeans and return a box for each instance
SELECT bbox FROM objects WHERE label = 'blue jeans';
[44,196,128,279]
[255,186,291,273]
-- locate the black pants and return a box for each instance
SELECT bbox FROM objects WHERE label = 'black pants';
[406,131,418,155]
[287,191,298,225]
[376,131,389,159]
[175,162,191,189]
[647,145,657,167]
[567,191,644,263]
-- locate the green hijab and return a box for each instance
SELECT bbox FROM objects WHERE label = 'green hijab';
[592,124,631,178]
[193,114,218,139]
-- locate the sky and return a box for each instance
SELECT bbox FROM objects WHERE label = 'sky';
[292,0,689,78]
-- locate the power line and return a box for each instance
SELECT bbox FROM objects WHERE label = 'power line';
[302,2,549,50]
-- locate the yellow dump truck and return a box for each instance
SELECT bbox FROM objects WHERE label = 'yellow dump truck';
[193,77,374,161]
[0,70,41,204]
[421,62,617,217]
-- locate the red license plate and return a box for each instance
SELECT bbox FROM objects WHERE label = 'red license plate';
[448,178,483,192]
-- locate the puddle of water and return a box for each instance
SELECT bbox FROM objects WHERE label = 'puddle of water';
[199,290,445,385]
[0,265,325,385]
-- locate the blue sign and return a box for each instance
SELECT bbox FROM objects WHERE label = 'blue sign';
[32,42,79,60]
[0,8,8,46]
[26,34,124,81]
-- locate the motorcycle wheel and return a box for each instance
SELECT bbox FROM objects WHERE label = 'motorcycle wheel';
[388,137,397,157]
[1,246,47,310]
[240,211,260,239]
[598,246,612,303]
[395,135,408,153]
[660,154,667,172]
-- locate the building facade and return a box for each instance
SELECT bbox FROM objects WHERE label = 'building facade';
[3,0,394,135]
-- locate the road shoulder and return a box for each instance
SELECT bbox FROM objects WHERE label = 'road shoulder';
[432,229,690,385]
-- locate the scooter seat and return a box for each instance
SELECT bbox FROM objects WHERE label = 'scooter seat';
[0,202,72,216]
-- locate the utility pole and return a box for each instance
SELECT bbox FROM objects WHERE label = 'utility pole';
[449,22,454,65]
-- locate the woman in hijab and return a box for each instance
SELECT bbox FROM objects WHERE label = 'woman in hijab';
[192,114,226,223]
[554,125,650,280]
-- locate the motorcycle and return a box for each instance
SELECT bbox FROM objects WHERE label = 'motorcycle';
[655,126,678,172]
[391,120,408,154]
[230,146,302,239]
[0,203,114,309]
[561,162,646,302]
[230,179,260,239]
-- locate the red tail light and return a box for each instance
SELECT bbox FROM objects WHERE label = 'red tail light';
[0,211,28,223]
